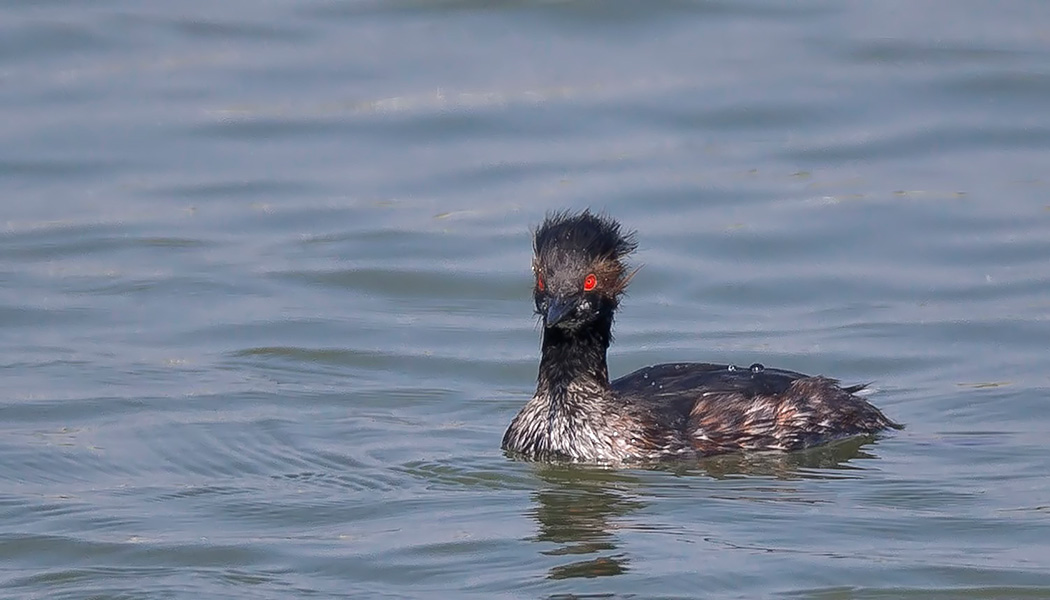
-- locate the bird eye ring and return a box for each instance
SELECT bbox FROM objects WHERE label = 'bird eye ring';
[583,273,597,291]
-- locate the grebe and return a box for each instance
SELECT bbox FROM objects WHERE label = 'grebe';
[502,210,901,462]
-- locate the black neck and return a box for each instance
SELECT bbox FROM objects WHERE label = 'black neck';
[536,316,613,398]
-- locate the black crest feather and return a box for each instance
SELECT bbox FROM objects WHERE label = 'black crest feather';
[534,209,637,263]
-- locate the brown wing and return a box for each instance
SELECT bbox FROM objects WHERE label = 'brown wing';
[613,363,900,456]
[689,376,900,455]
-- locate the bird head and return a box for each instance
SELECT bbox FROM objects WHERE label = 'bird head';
[532,210,638,331]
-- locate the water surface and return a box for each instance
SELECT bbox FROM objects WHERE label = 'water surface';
[2,1,1050,598]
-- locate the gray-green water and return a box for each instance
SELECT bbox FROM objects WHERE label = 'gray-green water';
[3,1,1050,598]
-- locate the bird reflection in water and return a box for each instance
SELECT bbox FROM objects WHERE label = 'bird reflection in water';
[526,436,884,581]
[531,466,640,579]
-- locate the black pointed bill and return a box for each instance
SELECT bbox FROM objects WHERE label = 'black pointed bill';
[544,296,577,328]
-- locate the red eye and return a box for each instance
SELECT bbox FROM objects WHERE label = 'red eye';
[583,273,597,291]
[537,274,545,291]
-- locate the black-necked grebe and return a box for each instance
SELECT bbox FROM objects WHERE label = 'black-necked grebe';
[502,210,901,463]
